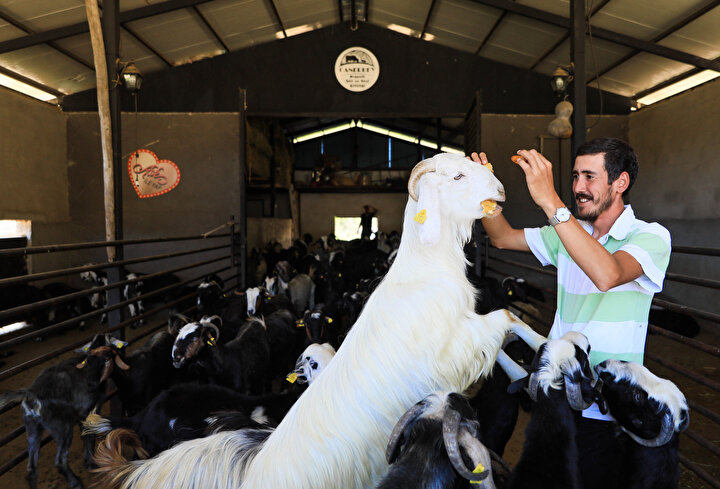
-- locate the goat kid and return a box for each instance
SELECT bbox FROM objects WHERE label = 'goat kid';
[0,334,129,489]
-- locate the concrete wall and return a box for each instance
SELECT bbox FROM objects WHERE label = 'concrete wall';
[629,78,720,316]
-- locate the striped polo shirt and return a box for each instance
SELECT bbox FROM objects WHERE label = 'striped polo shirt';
[524,205,671,420]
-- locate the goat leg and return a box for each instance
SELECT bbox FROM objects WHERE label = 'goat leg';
[23,414,42,489]
[504,310,547,351]
[53,428,83,489]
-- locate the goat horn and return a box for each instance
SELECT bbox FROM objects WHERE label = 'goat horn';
[114,355,130,370]
[527,373,540,402]
[496,349,528,384]
[564,374,592,411]
[407,158,437,201]
[621,410,676,448]
[442,410,489,482]
[385,401,427,464]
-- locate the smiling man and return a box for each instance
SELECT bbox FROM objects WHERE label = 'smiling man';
[470,137,671,489]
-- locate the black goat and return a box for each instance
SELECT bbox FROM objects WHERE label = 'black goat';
[378,391,494,489]
[508,333,603,489]
[594,359,689,489]
[80,267,144,326]
[102,330,179,416]
[0,334,129,489]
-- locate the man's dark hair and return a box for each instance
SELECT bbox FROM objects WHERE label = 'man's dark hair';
[576,137,638,198]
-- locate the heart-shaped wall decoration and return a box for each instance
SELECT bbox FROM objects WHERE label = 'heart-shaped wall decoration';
[128,149,181,198]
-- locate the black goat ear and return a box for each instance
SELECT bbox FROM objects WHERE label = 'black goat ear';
[75,342,92,354]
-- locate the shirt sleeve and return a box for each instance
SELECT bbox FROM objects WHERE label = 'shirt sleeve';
[618,223,671,293]
[524,226,561,268]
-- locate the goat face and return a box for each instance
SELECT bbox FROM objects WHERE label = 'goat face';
[297,310,334,344]
[290,342,336,384]
[408,153,505,246]
[172,322,218,368]
[526,336,601,411]
[595,360,689,447]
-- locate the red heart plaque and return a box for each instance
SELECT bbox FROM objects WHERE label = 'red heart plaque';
[128,149,181,198]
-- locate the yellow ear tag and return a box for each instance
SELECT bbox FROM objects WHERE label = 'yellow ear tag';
[327,317,333,323]
[414,209,427,224]
[508,290,513,296]
[207,337,216,347]
[469,462,486,484]
[80,359,87,366]
[485,162,494,173]
[296,321,305,328]
[286,372,298,383]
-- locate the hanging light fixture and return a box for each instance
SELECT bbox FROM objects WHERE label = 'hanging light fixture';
[550,62,574,98]
[120,62,143,93]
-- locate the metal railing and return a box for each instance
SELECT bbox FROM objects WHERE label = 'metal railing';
[0,225,243,479]
[481,238,720,489]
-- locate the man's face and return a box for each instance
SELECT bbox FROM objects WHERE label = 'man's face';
[572,153,614,223]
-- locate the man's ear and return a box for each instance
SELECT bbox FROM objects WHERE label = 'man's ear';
[614,171,630,195]
[414,176,441,246]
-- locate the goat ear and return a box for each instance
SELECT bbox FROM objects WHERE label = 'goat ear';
[76,342,92,354]
[414,176,441,246]
[108,336,128,349]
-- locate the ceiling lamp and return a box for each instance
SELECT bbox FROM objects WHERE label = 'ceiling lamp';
[551,63,574,98]
[120,62,143,93]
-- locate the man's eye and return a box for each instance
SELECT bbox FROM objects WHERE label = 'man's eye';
[454,173,464,180]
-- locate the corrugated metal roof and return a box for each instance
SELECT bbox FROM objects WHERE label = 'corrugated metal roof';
[0,0,717,105]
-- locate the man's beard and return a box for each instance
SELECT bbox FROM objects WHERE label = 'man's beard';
[573,188,613,223]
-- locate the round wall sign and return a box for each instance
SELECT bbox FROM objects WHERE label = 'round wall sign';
[334,47,380,92]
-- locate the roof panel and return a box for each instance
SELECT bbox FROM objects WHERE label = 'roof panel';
[274,0,338,31]
[0,43,94,94]
[0,0,86,32]
[427,0,503,51]
[125,9,221,66]
[369,0,433,35]
[0,19,25,43]
[660,7,720,59]
[119,31,171,74]
[516,0,570,18]
[596,52,695,97]
[590,0,710,41]
[481,14,567,68]
[197,0,278,47]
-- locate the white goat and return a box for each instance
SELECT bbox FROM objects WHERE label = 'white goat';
[93,152,545,489]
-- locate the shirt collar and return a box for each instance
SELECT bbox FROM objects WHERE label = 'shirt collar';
[578,205,635,242]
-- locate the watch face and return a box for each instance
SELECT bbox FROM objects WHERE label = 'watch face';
[557,207,571,221]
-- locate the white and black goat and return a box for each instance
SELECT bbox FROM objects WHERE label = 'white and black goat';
[0,334,129,489]
[171,317,271,394]
[594,359,689,489]
[507,333,603,489]
[90,152,546,489]
[80,267,144,326]
[378,391,495,489]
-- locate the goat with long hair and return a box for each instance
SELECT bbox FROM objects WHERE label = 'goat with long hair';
[92,153,544,489]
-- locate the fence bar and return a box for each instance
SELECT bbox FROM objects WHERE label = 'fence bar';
[688,400,720,427]
[673,245,720,257]
[679,454,720,489]
[0,266,232,381]
[652,298,720,325]
[0,435,52,477]
[0,257,231,349]
[0,243,229,288]
[0,425,24,447]
[0,253,229,322]
[648,325,720,358]
[0,232,231,257]
[665,271,720,290]
[646,353,720,394]
[0,401,19,415]
[683,429,720,460]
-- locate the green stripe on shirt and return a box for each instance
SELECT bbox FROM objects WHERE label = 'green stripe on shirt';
[557,285,654,324]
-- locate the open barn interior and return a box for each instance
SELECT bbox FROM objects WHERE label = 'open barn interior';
[1,1,719,488]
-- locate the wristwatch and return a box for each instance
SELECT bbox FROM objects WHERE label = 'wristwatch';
[548,207,571,227]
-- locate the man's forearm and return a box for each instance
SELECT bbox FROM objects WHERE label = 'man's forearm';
[481,213,529,251]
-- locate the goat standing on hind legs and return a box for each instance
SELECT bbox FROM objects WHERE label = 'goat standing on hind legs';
[91,153,546,489]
